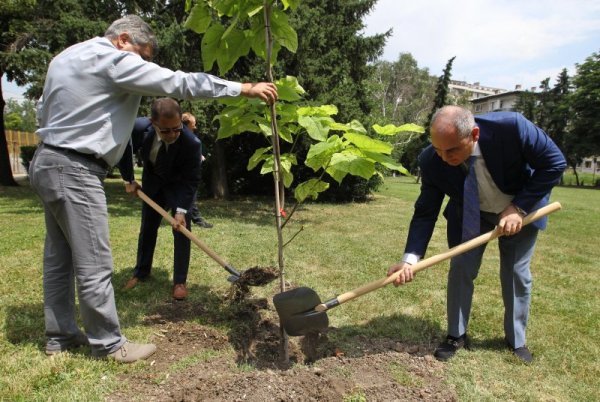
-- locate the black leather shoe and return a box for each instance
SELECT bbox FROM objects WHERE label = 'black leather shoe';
[434,334,469,361]
[512,346,533,363]
[193,218,213,228]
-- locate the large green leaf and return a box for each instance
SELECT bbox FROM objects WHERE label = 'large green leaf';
[260,158,275,174]
[201,23,225,71]
[275,76,304,102]
[346,120,367,134]
[305,135,343,171]
[247,146,272,170]
[372,123,425,136]
[276,83,302,102]
[297,105,338,117]
[270,7,298,53]
[298,116,333,141]
[325,165,348,184]
[221,13,240,39]
[216,111,261,139]
[279,154,297,187]
[277,103,299,124]
[184,2,212,34]
[362,151,410,175]
[213,0,239,16]
[281,0,300,10]
[343,133,393,154]
[294,179,330,202]
[329,152,376,180]
[216,28,251,74]
[278,125,294,143]
[249,17,280,64]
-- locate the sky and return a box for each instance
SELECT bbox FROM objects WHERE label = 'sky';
[3,0,600,102]
[362,0,600,91]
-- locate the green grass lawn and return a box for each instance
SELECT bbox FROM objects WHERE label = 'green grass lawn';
[0,175,598,401]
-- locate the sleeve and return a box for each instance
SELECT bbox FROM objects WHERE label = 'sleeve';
[403,152,446,258]
[108,53,242,100]
[511,114,567,212]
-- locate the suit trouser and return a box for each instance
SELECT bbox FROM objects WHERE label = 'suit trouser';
[134,190,192,284]
[447,211,538,348]
[29,145,125,356]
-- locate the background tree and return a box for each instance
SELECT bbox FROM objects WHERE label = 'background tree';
[285,0,391,201]
[0,0,160,186]
[513,70,578,183]
[400,56,456,174]
[368,53,435,176]
[207,0,391,201]
[513,89,537,121]
[570,51,600,182]
[370,53,436,126]
[3,99,37,132]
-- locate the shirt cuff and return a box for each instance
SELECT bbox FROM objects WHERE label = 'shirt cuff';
[402,253,420,265]
[176,208,187,214]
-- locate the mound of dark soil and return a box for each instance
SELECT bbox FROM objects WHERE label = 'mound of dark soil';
[107,287,457,401]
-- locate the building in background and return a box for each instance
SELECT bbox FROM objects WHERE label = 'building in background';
[469,85,538,114]
[448,80,506,101]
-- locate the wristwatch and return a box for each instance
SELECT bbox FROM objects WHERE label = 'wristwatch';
[513,204,527,216]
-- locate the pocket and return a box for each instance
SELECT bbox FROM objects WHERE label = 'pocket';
[31,161,65,203]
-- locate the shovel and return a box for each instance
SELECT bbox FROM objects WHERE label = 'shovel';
[137,189,244,283]
[273,201,562,336]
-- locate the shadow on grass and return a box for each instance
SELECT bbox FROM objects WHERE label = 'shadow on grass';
[4,302,46,346]
[3,176,312,227]
[0,177,44,214]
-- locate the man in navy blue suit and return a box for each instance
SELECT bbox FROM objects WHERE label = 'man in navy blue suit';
[388,105,566,363]
[119,98,202,300]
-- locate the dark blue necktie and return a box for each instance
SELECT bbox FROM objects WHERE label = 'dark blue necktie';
[153,141,168,179]
[462,155,480,242]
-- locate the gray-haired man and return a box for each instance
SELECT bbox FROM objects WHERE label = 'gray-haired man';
[30,15,277,362]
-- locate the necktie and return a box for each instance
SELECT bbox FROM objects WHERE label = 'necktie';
[153,141,168,179]
[462,155,480,242]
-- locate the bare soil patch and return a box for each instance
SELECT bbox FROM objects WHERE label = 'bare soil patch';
[107,287,457,401]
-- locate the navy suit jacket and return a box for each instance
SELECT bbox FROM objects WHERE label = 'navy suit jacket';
[119,117,202,211]
[405,112,566,257]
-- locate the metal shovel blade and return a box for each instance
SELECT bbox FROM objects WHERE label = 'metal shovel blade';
[273,287,329,336]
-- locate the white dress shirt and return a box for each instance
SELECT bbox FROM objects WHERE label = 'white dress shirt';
[36,37,242,167]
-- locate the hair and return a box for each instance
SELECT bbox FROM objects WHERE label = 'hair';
[151,98,181,120]
[431,105,475,139]
[181,112,195,125]
[104,15,158,54]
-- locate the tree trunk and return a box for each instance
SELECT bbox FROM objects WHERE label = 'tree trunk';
[571,164,580,186]
[0,76,19,187]
[210,140,229,199]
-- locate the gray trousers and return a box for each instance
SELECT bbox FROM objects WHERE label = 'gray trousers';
[29,145,126,356]
[447,211,539,348]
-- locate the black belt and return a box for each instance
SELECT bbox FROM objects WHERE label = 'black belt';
[41,143,109,170]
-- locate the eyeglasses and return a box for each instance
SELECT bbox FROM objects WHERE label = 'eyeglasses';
[154,124,183,134]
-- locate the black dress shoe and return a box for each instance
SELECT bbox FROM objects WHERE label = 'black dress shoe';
[512,346,533,363]
[434,334,469,361]
[193,218,213,228]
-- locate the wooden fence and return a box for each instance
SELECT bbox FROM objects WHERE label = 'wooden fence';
[5,130,38,175]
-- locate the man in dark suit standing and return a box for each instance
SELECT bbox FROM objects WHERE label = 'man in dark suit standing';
[120,98,201,300]
[388,105,566,363]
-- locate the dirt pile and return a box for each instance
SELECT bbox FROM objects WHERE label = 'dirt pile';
[108,282,456,401]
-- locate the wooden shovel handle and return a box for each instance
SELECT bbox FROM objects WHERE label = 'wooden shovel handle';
[136,189,231,269]
[317,201,562,311]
